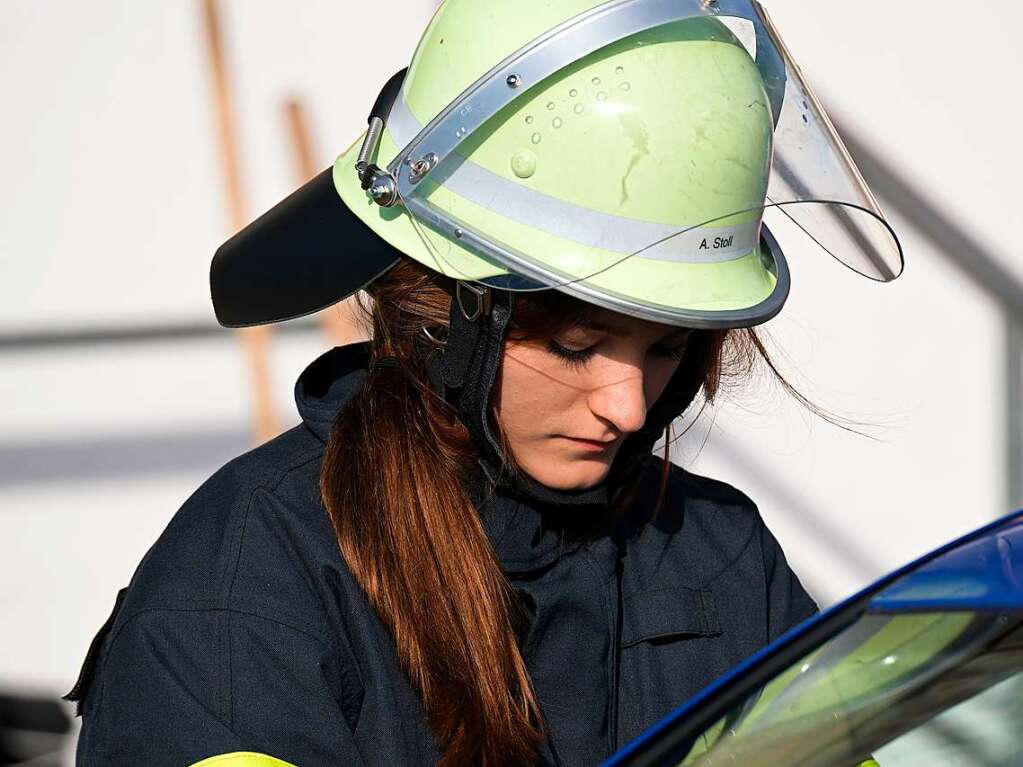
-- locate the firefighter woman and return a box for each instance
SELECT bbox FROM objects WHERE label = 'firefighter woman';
[69,1,902,764]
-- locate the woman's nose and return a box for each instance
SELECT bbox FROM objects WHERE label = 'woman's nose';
[587,370,648,435]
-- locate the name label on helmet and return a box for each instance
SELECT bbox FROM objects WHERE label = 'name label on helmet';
[637,220,758,264]
[700,235,735,250]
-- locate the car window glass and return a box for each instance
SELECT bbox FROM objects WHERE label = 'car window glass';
[873,667,1023,764]
[676,611,1023,767]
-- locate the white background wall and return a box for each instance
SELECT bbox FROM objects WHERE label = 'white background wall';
[1,0,1021,729]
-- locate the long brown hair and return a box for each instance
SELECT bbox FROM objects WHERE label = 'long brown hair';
[319,260,787,765]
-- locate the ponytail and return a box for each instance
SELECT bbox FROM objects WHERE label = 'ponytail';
[319,264,544,765]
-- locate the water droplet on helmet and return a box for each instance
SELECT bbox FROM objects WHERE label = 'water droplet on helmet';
[552,117,563,129]
[596,91,607,102]
[531,132,542,145]
[511,150,538,179]
[546,101,556,111]
[569,88,578,98]
[573,104,584,115]
[620,82,631,91]
[615,66,625,75]
[525,115,534,125]
[592,77,601,86]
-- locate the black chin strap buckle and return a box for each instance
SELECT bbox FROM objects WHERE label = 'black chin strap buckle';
[456,281,492,322]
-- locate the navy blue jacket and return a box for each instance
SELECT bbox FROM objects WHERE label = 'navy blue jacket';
[72,345,817,766]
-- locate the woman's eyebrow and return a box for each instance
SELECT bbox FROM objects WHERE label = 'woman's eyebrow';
[576,317,622,335]
[577,317,693,343]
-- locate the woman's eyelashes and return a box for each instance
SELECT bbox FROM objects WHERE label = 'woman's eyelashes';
[547,338,595,368]
[546,337,689,368]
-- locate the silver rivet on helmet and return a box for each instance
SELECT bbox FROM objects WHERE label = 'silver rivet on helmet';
[409,152,438,183]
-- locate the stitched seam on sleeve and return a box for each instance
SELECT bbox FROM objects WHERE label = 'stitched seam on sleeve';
[222,448,325,603]
[222,453,369,718]
[220,448,368,729]
[105,605,335,659]
[269,448,324,493]
[205,439,325,601]
[97,605,343,739]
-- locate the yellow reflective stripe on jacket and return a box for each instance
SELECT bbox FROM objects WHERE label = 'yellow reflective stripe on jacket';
[189,753,297,767]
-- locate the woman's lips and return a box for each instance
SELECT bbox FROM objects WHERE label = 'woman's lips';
[558,435,618,451]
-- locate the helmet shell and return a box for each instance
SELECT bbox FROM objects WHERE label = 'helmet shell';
[336,0,783,321]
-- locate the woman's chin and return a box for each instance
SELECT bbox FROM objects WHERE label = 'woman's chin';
[523,459,612,492]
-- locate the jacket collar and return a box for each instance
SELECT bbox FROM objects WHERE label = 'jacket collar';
[295,343,370,444]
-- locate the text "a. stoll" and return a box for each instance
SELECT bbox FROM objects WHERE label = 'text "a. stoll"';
[698,235,734,250]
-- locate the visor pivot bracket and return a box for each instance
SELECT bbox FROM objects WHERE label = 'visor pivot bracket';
[367,172,399,207]
[506,73,522,89]
[409,152,438,184]
[456,281,492,322]
[355,114,399,207]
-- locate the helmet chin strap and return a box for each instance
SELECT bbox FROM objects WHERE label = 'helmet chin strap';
[427,282,705,509]
[426,281,608,507]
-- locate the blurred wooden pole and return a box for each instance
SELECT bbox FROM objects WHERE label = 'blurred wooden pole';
[201,0,280,443]
[283,99,367,347]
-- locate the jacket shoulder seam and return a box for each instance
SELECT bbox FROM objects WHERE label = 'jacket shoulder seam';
[106,603,337,658]
[220,446,325,600]
[92,604,335,739]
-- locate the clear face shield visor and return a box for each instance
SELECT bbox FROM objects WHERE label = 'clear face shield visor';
[359,0,903,328]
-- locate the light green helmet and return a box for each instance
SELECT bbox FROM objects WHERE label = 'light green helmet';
[211,0,902,330]
[337,4,779,325]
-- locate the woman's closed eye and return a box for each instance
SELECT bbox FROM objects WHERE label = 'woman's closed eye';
[547,338,597,368]
[546,336,689,368]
